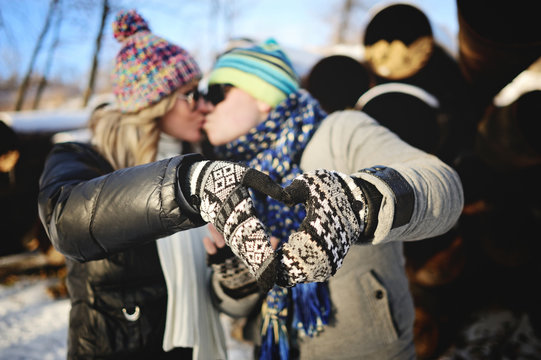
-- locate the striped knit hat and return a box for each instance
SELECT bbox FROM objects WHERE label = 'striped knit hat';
[208,39,299,107]
[112,9,202,113]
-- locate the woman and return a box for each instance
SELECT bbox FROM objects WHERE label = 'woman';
[39,9,230,359]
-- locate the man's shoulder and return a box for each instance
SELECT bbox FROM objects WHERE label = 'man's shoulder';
[321,109,377,128]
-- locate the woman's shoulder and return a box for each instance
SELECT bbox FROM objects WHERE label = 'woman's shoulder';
[51,141,95,154]
[45,141,113,174]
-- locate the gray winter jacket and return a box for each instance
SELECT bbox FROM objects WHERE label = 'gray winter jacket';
[213,110,464,359]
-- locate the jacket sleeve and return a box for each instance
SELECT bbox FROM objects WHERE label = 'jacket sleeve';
[38,142,205,262]
[300,110,464,245]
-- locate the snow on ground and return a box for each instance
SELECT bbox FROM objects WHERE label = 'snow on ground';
[0,277,69,360]
[0,276,253,360]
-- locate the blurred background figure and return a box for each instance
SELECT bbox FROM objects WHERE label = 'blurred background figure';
[361,2,475,166]
[0,120,31,257]
[456,0,541,118]
[357,4,474,357]
[439,85,541,359]
[356,82,441,155]
[0,120,20,186]
[302,54,372,114]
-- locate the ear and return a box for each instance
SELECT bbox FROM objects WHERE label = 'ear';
[255,100,272,124]
[256,99,272,114]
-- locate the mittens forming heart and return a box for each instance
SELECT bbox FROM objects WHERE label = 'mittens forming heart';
[186,160,372,289]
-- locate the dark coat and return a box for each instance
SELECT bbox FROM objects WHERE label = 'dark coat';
[38,142,204,359]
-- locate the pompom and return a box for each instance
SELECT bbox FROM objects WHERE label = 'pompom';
[113,9,150,42]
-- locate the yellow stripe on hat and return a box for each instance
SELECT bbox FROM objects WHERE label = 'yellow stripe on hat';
[209,67,287,107]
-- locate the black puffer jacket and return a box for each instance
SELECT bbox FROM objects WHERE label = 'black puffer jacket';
[38,142,204,359]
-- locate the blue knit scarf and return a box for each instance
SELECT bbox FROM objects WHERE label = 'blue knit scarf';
[215,89,329,359]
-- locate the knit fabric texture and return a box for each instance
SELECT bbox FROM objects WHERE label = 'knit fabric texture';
[112,9,202,113]
[188,160,275,282]
[215,89,330,359]
[208,38,299,107]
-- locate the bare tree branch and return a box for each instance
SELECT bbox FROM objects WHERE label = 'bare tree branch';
[335,0,354,44]
[33,1,63,109]
[82,0,109,108]
[14,0,58,111]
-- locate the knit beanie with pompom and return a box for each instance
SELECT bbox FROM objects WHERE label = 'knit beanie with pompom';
[112,9,202,113]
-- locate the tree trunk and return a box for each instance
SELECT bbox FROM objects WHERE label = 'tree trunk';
[33,1,62,110]
[335,0,354,44]
[82,0,109,108]
[14,0,58,111]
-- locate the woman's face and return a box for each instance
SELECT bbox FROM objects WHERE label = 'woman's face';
[159,82,206,143]
[203,86,269,146]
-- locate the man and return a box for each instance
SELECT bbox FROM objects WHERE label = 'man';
[201,39,463,359]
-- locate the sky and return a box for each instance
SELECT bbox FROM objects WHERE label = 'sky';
[0,0,458,87]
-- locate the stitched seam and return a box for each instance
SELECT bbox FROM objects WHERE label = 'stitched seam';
[158,159,170,229]
[88,177,109,256]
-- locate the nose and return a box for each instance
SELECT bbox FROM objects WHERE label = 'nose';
[196,97,214,114]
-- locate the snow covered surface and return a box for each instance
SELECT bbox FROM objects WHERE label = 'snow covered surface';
[0,108,90,133]
[0,276,252,360]
[0,93,115,133]
[0,277,69,360]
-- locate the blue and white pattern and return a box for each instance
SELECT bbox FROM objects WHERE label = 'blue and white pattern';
[215,89,331,359]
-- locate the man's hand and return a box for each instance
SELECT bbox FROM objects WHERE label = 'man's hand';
[277,169,374,287]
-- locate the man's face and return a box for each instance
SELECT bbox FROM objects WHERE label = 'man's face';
[203,85,267,146]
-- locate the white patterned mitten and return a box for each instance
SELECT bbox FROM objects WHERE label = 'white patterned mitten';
[208,245,259,299]
[277,169,382,287]
[186,160,284,291]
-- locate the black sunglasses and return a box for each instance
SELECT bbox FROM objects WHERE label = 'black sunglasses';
[205,84,233,106]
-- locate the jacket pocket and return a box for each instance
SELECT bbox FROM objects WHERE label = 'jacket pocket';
[327,268,399,355]
[355,270,399,345]
[85,283,168,356]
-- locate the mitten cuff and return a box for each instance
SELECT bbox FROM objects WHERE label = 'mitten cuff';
[353,178,382,241]
[209,273,261,317]
[175,153,206,226]
[357,166,414,229]
[209,248,260,299]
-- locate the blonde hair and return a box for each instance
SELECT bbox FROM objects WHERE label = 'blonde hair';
[89,92,177,170]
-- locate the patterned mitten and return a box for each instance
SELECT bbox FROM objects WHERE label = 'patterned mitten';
[208,245,259,299]
[186,160,285,291]
[277,169,381,287]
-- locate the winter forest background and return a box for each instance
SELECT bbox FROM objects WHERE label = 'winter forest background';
[0,0,457,113]
[3,1,541,359]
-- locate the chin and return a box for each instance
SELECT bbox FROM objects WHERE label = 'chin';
[184,132,202,143]
[205,132,222,146]
[210,137,229,146]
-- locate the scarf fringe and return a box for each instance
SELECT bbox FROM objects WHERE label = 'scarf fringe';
[260,287,290,360]
[291,282,331,338]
